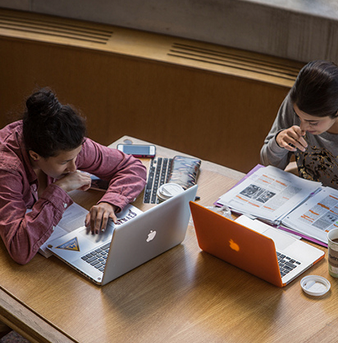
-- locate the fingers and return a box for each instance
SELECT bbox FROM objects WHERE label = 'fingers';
[276,126,308,152]
[89,206,108,234]
[78,182,92,192]
[76,172,92,191]
[85,203,117,234]
[55,171,92,192]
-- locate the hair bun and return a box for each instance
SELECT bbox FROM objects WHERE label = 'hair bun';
[26,88,62,118]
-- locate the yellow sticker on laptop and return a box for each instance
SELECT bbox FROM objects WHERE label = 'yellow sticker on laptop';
[56,237,80,251]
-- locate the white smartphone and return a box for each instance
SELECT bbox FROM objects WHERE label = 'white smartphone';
[117,144,156,158]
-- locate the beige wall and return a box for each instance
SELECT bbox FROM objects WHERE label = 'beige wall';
[1,0,338,63]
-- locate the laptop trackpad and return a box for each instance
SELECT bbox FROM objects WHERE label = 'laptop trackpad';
[78,223,115,244]
[263,228,296,251]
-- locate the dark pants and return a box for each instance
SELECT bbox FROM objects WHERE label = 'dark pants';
[0,320,11,338]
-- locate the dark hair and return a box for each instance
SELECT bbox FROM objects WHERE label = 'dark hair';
[23,88,87,158]
[290,60,338,118]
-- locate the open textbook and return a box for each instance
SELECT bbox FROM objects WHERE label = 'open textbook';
[39,203,143,258]
[216,165,338,246]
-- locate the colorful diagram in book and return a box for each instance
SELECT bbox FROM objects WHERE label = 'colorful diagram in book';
[216,165,321,223]
[283,187,338,244]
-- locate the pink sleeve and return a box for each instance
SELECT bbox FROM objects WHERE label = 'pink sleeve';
[76,138,147,211]
[0,173,73,264]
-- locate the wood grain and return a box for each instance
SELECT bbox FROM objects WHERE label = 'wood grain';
[0,136,333,343]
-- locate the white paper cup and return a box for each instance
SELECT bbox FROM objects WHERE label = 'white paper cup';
[157,183,185,202]
[327,228,338,278]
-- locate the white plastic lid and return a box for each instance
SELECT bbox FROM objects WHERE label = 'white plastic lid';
[300,275,331,297]
[157,183,184,200]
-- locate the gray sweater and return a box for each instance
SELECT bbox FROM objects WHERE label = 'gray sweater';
[260,92,338,188]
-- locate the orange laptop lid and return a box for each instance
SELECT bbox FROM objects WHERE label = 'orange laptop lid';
[189,201,283,287]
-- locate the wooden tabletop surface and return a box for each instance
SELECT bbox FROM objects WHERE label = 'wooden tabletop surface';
[0,136,335,343]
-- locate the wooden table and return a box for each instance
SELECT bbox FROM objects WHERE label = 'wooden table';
[0,136,336,343]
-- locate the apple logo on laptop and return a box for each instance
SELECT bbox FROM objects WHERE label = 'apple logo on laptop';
[229,239,240,252]
[146,230,157,242]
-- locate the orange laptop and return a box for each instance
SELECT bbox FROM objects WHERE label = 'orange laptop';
[189,202,325,287]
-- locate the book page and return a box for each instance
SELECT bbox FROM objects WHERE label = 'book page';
[216,165,321,223]
[282,187,338,244]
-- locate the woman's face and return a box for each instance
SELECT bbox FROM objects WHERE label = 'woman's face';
[30,146,82,179]
[293,104,338,135]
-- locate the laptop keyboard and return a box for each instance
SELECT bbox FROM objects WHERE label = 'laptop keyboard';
[80,239,301,278]
[143,157,172,204]
[277,252,301,277]
[81,243,110,272]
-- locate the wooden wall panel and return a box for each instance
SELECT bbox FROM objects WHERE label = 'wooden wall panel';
[0,26,294,173]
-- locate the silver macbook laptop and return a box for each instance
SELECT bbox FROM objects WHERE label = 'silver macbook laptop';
[47,184,198,285]
[189,202,324,287]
